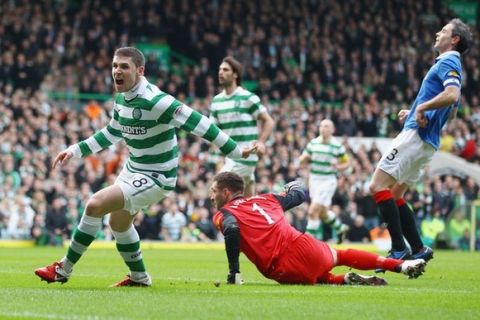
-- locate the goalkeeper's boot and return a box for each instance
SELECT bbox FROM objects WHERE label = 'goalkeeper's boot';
[110,274,152,287]
[410,246,434,262]
[400,259,426,279]
[35,261,70,284]
[375,248,411,273]
[344,272,387,286]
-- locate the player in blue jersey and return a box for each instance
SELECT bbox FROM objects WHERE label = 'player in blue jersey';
[368,19,472,269]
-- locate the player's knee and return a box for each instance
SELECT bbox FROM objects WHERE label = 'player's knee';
[310,203,325,216]
[368,182,379,195]
[109,216,131,232]
[85,197,105,217]
[308,205,319,218]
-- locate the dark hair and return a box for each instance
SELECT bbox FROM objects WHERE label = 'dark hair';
[114,47,146,67]
[222,56,243,85]
[449,18,473,55]
[213,172,244,194]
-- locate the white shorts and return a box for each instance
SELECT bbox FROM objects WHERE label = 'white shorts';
[115,168,173,214]
[220,158,255,184]
[378,129,435,186]
[308,175,337,206]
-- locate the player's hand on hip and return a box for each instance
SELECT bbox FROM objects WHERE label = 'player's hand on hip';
[398,109,410,122]
[227,272,244,285]
[241,142,258,158]
[415,109,428,128]
[52,150,73,169]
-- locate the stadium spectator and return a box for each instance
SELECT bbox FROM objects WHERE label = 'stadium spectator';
[421,210,447,248]
[347,215,371,243]
[194,207,218,241]
[0,0,477,251]
[161,202,187,242]
[44,196,69,246]
[447,210,471,250]
[181,222,211,242]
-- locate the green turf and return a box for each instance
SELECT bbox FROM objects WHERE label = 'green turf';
[0,246,479,320]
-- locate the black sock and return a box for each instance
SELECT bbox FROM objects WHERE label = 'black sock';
[374,191,406,251]
[397,200,423,252]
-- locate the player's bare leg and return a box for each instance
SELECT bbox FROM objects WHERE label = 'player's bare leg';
[109,210,152,287]
[35,185,125,283]
[243,178,255,198]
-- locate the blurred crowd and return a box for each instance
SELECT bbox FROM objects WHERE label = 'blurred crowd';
[0,0,479,249]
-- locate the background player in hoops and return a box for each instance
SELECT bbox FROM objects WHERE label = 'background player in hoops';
[210,172,426,286]
[210,56,274,197]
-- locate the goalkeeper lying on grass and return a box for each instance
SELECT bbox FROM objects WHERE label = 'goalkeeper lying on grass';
[210,172,427,285]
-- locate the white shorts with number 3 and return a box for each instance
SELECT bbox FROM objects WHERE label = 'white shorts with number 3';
[378,129,435,186]
[115,168,172,214]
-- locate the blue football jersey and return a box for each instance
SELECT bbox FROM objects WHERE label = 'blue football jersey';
[403,51,462,149]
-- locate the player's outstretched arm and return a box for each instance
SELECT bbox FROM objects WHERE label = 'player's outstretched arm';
[52,150,74,169]
[273,181,307,211]
[55,118,123,166]
[169,103,256,159]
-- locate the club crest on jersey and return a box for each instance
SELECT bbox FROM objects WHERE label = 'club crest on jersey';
[234,100,241,108]
[132,108,142,120]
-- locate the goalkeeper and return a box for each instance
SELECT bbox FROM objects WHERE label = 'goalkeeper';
[210,172,428,285]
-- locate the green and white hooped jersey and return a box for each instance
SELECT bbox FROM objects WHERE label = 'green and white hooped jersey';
[210,86,267,167]
[303,137,346,176]
[68,77,242,191]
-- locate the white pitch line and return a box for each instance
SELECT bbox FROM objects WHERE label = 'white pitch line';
[0,311,130,320]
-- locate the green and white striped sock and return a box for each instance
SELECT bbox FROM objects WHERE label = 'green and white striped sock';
[325,210,342,231]
[306,219,323,240]
[61,214,102,273]
[112,225,147,281]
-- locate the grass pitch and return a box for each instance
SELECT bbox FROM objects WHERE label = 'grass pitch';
[0,244,479,320]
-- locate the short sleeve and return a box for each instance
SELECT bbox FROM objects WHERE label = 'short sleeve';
[438,59,462,89]
[303,142,312,156]
[213,211,224,231]
[247,94,267,118]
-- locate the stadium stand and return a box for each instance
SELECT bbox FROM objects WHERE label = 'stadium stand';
[0,0,478,248]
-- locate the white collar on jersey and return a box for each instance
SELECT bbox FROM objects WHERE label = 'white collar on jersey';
[222,86,242,99]
[436,50,460,61]
[124,76,148,101]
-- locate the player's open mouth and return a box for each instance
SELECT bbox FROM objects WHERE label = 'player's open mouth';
[115,79,124,85]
